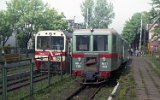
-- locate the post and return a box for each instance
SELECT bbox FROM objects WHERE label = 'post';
[70,54,72,76]
[86,8,88,29]
[139,14,143,51]
[2,62,7,100]
[48,57,51,86]
[30,59,33,98]
[60,50,63,80]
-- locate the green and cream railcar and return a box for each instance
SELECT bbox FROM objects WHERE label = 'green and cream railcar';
[71,29,129,83]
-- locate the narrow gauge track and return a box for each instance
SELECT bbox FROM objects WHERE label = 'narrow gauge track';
[0,71,36,83]
[0,72,48,94]
[66,85,103,100]
[65,64,127,100]
[0,71,38,88]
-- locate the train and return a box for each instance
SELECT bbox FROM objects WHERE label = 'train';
[34,30,72,73]
[71,28,129,84]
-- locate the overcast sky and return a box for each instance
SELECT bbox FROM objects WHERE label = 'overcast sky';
[0,0,152,33]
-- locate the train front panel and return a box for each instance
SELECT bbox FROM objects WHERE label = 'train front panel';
[34,30,69,72]
[71,29,117,82]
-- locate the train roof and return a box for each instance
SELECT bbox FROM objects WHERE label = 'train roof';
[36,30,72,38]
[73,28,119,35]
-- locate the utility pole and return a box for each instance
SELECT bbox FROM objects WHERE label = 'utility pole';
[86,8,88,29]
[0,35,2,57]
[139,14,143,51]
[0,35,2,47]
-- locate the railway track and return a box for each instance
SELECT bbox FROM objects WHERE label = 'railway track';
[0,72,48,94]
[66,84,103,100]
[0,71,36,83]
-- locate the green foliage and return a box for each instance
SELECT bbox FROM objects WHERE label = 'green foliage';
[81,0,114,28]
[41,7,68,30]
[151,25,160,40]
[150,0,160,19]
[122,12,151,44]
[150,0,160,40]
[122,13,141,43]
[118,72,137,100]
[81,0,94,28]
[93,0,114,28]
[3,45,11,54]
[6,0,44,48]
[0,10,13,46]
[5,0,68,48]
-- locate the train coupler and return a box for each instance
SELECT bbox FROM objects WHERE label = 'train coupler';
[84,72,96,81]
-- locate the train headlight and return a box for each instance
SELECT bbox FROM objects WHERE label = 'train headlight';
[102,57,106,62]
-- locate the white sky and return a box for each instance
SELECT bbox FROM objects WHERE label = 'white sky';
[0,0,152,34]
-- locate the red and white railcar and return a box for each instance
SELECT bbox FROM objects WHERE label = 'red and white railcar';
[34,30,71,72]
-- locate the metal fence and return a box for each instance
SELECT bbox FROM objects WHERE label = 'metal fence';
[0,55,70,100]
[0,59,33,100]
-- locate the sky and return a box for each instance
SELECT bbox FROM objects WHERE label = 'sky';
[0,0,152,34]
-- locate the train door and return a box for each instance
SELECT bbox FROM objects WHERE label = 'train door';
[84,55,99,73]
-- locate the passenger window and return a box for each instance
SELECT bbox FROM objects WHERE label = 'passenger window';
[76,35,90,51]
[93,35,108,51]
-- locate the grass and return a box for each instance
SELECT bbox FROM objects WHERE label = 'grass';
[1,74,71,100]
[147,56,160,75]
[117,62,137,100]
[94,85,113,100]
[32,76,80,100]
[117,55,160,100]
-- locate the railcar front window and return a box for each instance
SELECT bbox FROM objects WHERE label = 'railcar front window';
[37,36,64,50]
[51,36,64,50]
[93,35,108,51]
[76,35,90,51]
[37,36,50,49]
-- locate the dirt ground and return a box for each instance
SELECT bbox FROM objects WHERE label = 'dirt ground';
[131,57,160,100]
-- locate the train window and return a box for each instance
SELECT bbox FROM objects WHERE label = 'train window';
[93,35,108,51]
[37,36,50,49]
[37,36,64,50]
[76,35,90,51]
[51,36,64,50]
[112,35,117,52]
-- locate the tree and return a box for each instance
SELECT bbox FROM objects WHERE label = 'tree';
[81,0,94,28]
[0,11,12,46]
[150,0,160,40]
[81,0,114,29]
[93,0,114,28]
[6,0,68,48]
[122,13,141,44]
[150,0,160,19]
[6,0,45,48]
[151,25,160,40]
[122,12,151,48]
[40,7,68,30]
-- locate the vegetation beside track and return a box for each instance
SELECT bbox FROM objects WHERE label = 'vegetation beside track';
[146,56,160,75]
[2,74,71,100]
[117,60,137,100]
[117,56,160,100]
[32,76,81,100]
[94,85,113,99]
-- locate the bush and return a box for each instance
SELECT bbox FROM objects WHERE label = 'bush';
[3,45,11,54]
